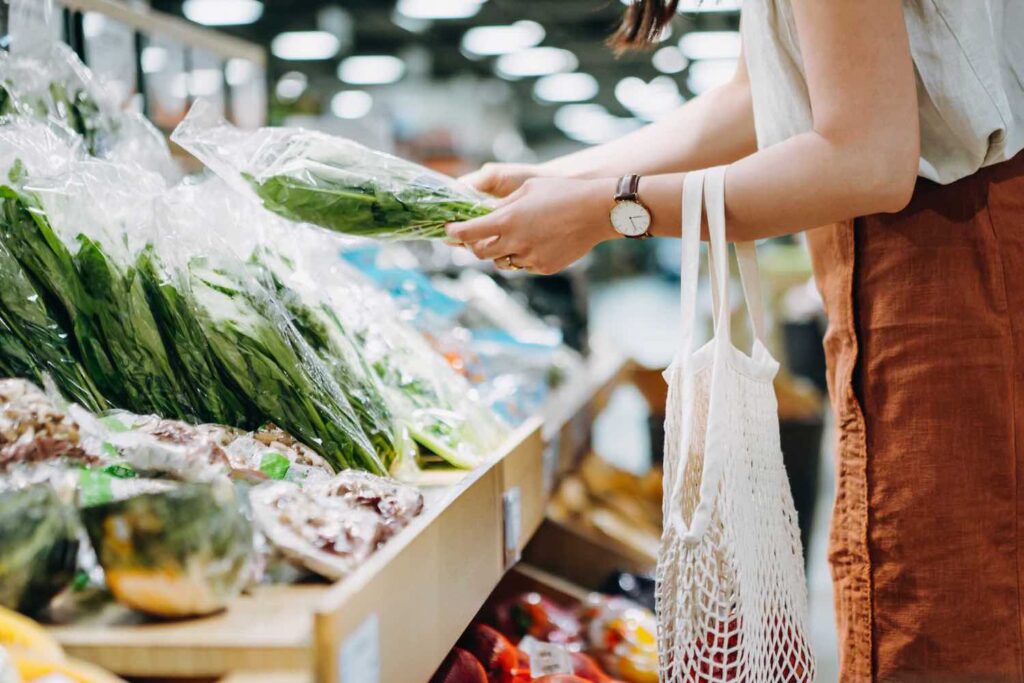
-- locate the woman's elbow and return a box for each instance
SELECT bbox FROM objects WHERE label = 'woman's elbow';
[866,138,919,214]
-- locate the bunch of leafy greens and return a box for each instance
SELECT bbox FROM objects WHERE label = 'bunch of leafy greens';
[244,168,491,240]
[171,103,491,241]
[184,257,390,474]
[0,163,395,475]
[253,248,400,466]
[0,178,191,419]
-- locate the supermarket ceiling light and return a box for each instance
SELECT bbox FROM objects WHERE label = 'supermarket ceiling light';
[338,55,406,85]
[462,21,545,57]
[275,71,308,101]
[141,46,168,74]
[534,72,598,103]
[687,59,737,94]
[495,47,577,80]
[615,76,684,121]
[397,0,485,20]
[182,0,263,26]
[331,90,373,119]
[679,31,741,60]
[554,103,641,145]
[271,31,340,60]
[652,45,688,74]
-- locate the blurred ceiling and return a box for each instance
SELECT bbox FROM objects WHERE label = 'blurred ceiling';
[150,0,739,148]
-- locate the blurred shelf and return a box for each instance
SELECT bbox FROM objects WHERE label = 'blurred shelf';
[47,350,629,683]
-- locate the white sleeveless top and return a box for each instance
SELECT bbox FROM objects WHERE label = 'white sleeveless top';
[741,0,1024,184]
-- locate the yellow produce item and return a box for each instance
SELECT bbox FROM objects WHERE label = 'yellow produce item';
[11,653,126,683]
[0,607,63,660]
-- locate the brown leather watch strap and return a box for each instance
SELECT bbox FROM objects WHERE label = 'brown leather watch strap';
[615,174,641,201]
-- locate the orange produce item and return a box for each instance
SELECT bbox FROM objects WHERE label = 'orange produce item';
[458,624,530,683]
[531,676,591,683]
[495,592,582,645]
[430,647,489,683]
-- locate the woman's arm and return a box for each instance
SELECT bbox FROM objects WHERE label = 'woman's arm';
[542,52,758,178]
[449,0,919,273]
[462,54,757,196]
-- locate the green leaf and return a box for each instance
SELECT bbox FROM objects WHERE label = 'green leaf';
[78,469,115,506]
[259,451,290,480]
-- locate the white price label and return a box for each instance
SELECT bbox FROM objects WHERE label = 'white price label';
[502,486,522,567]
[519,636,573,676]
[339,614,380,683]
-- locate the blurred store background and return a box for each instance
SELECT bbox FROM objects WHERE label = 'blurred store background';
[1,0,839,678]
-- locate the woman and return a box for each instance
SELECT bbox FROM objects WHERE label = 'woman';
[448,1,1024,681]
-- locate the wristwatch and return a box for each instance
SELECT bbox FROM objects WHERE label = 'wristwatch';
[610,174,652,239]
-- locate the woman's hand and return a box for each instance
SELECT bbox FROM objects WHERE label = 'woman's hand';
[447,176,619,275]
[459,162,544,198]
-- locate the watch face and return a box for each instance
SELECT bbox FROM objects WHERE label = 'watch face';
[610,200,651,237]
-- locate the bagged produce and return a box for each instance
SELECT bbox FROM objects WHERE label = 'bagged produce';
[152,182,395,474]
[0,379,98,471]
[250,480,385,580]
[81,481,253,618]
[0,144,196,420]
[260,228,508,468]
[310,469,423,541]
[172,98,490,240]
[1,0,177,181]
[251,471,423,580]
[0,485,79,614]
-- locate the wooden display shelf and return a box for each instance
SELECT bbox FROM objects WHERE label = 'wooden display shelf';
[47,351,629,683]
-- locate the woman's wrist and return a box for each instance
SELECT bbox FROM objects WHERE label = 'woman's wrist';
[584,177,623,244]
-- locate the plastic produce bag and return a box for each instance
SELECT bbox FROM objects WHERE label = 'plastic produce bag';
[1,0,178,181]
[172,98,490,240]
[0,148,197,421]
[0,485,79,614]
[81,481,253,618]
[152,183,395,474]
[258,226,509,468]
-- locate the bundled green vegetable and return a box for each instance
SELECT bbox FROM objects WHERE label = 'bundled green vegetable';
[0,238,106,412]
[172,99,491,240]
[81,481,252,618]
[257,228,509,469]
[0,168,192,420]
[0,485,79,614]
[184,256,389,474]
[252,248,401,466]
[135,245,256,428]
[0,39,177,179]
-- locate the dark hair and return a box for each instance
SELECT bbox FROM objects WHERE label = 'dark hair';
[609,0,679,52]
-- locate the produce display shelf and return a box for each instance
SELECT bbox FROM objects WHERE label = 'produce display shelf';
[47,349,629,683]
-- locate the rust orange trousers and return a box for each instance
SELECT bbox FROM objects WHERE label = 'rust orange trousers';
[807,152,1024,683]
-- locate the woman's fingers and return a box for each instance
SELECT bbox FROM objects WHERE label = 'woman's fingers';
[446,210,506,243]
[468,235,510,260]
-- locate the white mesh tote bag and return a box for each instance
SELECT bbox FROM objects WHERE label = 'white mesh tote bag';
[657,166,815,683]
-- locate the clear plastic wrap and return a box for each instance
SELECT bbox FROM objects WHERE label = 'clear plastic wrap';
[0,147,199,420]
[80,481,253,618]
[171,98,490,240]
[258,226,509,469]
[150,183,393,474]
[1,0,179,181]
[0,127,394,474]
